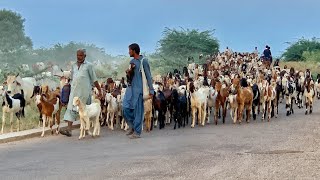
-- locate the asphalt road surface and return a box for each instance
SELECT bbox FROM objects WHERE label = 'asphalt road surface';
[1,101,320,180]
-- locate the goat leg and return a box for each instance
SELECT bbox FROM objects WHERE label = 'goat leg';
[305,101,309,115]
[191,108,196,128]
[10,113,13,133]
[1,113,5,134]
[79,120,84,140]
[223,104,227,124]
[41,115,46,137]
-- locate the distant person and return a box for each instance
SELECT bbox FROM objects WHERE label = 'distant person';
[263,45,272,62]
[60,49,102,137]
[123,43,154,139]
[253,47,259,56]
[225,46,231,54]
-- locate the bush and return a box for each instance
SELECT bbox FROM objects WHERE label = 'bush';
[282,38,320,61]
[302,50,320,62]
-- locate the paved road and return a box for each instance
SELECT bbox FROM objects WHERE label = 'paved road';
[1,101,320,180]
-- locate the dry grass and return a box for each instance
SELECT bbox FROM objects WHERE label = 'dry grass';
[282,61,320,75]
[0,104,66,134]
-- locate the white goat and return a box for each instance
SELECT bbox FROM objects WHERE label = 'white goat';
[73,97,101,139]
[190,85,209,128]
[105,93,118,130]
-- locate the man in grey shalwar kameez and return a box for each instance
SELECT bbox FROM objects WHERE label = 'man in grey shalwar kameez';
[60,49,102,137]
[123,43,154,139]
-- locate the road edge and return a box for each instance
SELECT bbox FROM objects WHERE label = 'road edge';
[0,122,80,144]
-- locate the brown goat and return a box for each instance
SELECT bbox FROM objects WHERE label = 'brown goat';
[37,94,61,137]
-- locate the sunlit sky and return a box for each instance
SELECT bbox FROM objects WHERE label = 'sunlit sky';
[1,0,320,56]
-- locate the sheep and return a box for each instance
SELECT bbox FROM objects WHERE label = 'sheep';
[1,90,25,134]
[36,94,61,137]
[73,97,101,140]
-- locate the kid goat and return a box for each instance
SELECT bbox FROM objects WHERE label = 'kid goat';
[36,94,61,137]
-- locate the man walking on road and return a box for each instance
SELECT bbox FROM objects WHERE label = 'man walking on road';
[60,49,102,137]
[122,43,154,139]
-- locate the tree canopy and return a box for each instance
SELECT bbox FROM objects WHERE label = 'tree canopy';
[282,38,320,61]
[0,9,32,53]
[154,28,219,74]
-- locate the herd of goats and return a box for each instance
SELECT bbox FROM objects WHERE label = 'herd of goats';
[1,50,320,139]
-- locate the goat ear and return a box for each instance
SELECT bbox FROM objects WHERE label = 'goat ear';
[61,68,64,72]
[3,81,7,85]
[16,81,21,86]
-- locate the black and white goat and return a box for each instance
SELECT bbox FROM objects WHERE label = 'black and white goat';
[315,74,320,99]
[1,89,26,134]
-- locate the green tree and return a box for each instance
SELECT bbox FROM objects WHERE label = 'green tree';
[282,37,320,61]
[0,9,32,53]
[155,28,219,74]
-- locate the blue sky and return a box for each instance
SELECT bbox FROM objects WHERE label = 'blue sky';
[1,0,320,56]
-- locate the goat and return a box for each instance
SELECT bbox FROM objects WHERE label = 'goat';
[230,78,253,124]
[215,81,229,124]
[304,78,315,115]
[207,86,218,124]
[251,83,260,120]
[284,77,295,116]
[315,74,320,99]
[144,98,153,132]
[105,93,118,130]
[73,97,101,139]
[1,90,25,134]
[171,88,187,129]
[119,88,129,131]
[189,82,209,128]
[178,87,188,128]
[153,84,167,129]
[260,80,276,121]
[36,94,61,137]
[228,93,238,124]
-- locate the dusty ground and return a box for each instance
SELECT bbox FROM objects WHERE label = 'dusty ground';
[0,100,320,180]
